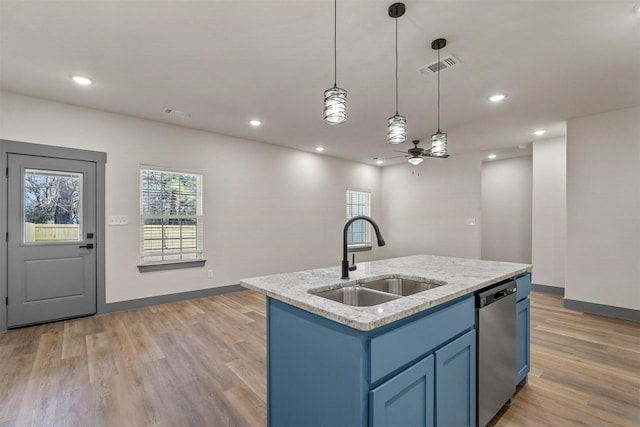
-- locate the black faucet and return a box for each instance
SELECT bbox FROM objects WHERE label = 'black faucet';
[342,215,386,279]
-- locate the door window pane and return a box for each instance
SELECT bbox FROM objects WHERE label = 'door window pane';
[24,169,83,243]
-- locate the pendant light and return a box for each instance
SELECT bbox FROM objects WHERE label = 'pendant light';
[430,38,448,156]
[323,0,346,125]
[387,3,406,144]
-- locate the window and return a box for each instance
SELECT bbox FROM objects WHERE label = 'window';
[139,166,203,266]
[346,188,371,251]
[23,169,83,243]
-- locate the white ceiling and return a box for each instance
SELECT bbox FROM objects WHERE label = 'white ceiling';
[1,1,639,165]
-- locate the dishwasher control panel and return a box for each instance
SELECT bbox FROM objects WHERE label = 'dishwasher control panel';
[476,280,517,308]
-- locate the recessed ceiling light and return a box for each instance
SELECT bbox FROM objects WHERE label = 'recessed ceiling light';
[488,154,497,160]
[489,94,506,103]
[249,119,262,127]
[633,2,640,15]
[519,144,527,149]
[71,75,93,86]
[533,129,546,136]
[315,146,325,152]
[376,159,384,165]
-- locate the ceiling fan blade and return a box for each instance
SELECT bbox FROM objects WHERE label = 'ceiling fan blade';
[383,154,409,159]
[392,150,409,154]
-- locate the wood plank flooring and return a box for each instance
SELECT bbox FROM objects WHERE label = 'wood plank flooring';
[489,292,639,427]
[1,291,638,426]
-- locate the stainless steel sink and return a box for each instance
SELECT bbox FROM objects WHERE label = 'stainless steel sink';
[360,277,445,296]
[311,286,400,306]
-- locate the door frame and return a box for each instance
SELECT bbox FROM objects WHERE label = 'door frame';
[1,139,106,333]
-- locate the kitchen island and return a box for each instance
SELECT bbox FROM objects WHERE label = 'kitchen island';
[241,255,532,427]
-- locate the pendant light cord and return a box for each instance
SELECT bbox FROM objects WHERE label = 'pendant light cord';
[333,0,337,87]
[437,45,441,132]
[395,17,399,114]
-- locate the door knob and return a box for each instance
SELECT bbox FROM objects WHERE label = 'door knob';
[79,243,94,249]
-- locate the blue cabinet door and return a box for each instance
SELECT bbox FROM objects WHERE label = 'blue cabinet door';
[516,298,531,384]
[370,354,435,427]
[435,330,476,427]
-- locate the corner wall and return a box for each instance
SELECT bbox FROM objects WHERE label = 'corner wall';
[532,137,566,288]
[566,106,639,310]
[0,91,382,304]
[481,156,532,264]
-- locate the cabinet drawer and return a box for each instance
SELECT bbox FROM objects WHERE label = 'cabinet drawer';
[516,273,531,302]
[369,296,474,383]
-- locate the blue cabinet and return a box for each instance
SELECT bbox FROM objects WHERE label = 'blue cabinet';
[266,295,476,427]
[515,273,531,385]
[435,330,476,427]
[370,354,435,427]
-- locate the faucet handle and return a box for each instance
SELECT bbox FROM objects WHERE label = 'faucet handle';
[349,254,357,271]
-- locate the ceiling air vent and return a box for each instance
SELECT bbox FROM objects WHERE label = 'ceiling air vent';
[419,54,460,76]
[164,108,192,118]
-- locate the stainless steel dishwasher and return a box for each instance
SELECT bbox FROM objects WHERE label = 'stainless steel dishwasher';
[476,279,517,427]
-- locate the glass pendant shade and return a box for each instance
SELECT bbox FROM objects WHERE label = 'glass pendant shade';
[408,156,424,165]
[387,114,407,144]
[431,131,448,157]
[323,86,347,125]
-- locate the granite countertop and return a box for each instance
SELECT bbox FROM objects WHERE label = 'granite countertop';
[240,255,532,331]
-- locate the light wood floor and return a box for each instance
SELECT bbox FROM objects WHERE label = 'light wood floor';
[1,291,638,427]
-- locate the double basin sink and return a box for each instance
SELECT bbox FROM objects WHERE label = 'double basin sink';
[309,277,446,307]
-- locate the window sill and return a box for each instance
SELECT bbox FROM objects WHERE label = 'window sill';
[137,259,206,273]
[347,245,372,253]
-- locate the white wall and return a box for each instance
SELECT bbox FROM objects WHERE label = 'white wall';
[481,156,532,264]
[566,106,640,310]
[532,137,566,288]
[0,91,383,303]
[380,152,482,260]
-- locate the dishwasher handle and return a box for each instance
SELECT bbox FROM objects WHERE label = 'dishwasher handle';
[477,280,517,308]
[493,290,507,300]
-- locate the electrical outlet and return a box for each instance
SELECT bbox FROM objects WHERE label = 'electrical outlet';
[207,269,214,279]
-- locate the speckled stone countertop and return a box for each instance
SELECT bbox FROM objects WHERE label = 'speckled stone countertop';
[240,255,532,331]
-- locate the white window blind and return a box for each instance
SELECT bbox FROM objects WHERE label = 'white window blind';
[346,188,371,249]
[139,166,203,265]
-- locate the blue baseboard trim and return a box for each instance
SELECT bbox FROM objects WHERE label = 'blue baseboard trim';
[100,284,244,314]
[564,299,640,322]
[532,284,565,295]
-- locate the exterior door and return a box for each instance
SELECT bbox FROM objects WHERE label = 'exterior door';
[7,153,97,327]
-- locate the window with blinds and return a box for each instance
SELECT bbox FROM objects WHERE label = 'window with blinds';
[346,188,371,250]
[139,167,203,265]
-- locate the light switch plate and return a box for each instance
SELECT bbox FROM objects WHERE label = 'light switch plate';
[108,215,128,226]
[466,218,477,226]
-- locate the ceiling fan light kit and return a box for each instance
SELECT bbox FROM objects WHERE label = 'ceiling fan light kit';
[323,0,347,125]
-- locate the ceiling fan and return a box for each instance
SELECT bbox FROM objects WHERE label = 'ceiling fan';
[375,139,450,165]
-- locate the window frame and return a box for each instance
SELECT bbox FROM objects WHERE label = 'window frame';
[346,187,372,252]
[138,165,205,271]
